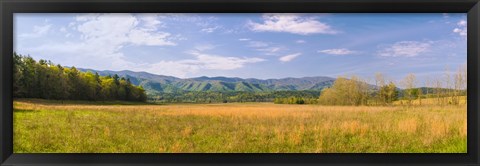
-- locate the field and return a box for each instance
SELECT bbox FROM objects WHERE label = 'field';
[14,99,467,153]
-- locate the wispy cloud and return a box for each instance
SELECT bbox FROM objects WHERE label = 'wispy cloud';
[19,24,52,38]
[279,53,301,62]
[188,51,266,70]
[238,38,251,41]
[247,41,269,48]
[247,40,286,55]
[77,14,175,46]
[318,48,357,55]
[192,16,224,33]
[453,20,467,37]
[201,26,221,33]
[194,43,217,51]
[59,27,67,33]
[295,40,306,44]
[377,41,432,57]
[128,29,175,46]
[443,13,450,19]
[139,14,165,31]
[248,14,338,35]
[257,47,281,53]
[25,14,177,72]
[59,26,72,37]
[141,51,265,78]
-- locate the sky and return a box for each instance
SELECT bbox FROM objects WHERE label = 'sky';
[14,13,467,85]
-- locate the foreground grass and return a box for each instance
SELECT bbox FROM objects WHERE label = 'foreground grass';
[14,99,466,153]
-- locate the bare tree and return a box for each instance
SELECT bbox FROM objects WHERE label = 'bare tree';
[402,73,417,106]
[425,76,431,99]
[444,65,452,105]
[433,77,443,105]
[375,73,386,105]
[453,64,467,105]
[360,77,372,105]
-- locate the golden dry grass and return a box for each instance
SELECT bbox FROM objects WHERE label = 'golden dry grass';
[13,99,466,153]
[393,96,467,105]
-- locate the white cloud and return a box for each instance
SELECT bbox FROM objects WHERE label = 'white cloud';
[19,24,52,38]
[248,41,269,48]
[318,48,356,55]
[60,27,67,33]
[194,43,216,51]
[139,14,164,31]
[377,41,432,57]
[453,20,467,37]
[141,52,266,78]
[201,26,221,33]
[443,13,450,19]
[248,14,338,35]
[279,53,301,62]
[25,14,176,72]
[143,61,202,78]
[34,24,51,35]
[177,16,224,33]
[76,14,175,46]
[128,29,175,46]
[257,47,281,53]
[68,22,76,27]
[239,38,251,41]
[171,34,188,41]
[188,51,265,70]
[246,40,286,55]
[295,40,306,44]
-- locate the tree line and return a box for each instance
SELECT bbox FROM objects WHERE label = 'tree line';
[147,64,466,106]
[149,90,320,103]
[13,53,147,102]
[273,97,319,104]
[317,65,467,106]
[318,75,397,106]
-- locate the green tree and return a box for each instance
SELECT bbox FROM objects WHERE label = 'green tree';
[12,53,147,102]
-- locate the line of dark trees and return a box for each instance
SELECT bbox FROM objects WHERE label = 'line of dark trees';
[273,97,319,104]
[149,90,320,103]
[13,53,147,102]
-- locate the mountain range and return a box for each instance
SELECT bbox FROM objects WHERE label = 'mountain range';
[78,68,336,94]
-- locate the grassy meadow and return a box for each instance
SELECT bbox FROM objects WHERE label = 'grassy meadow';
[14,99,466,153]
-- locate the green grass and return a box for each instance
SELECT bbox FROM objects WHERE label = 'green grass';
[14,98,155,106]
[13,99,466,153]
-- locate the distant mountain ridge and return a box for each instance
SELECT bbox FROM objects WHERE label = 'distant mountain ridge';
[78,68,336,94]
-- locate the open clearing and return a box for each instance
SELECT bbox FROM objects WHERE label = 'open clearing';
[14,99,466,153]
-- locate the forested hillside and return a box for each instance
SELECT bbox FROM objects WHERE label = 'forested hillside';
[13,53,147,102]
[78,69,337,103]
[78,68,336,93]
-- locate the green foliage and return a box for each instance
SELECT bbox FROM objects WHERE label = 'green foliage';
[377,82,399,105]
[13,53,147,102]
[149,90,320,103]
[318,76,370,106]
[273,97,318,104]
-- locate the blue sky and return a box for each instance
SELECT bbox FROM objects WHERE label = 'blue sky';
[14,13,467,86]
